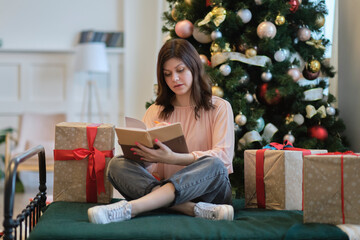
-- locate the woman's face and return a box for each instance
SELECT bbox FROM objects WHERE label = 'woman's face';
[163,58,193,98]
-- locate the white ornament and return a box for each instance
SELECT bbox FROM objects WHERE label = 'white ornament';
[283,133,295,144]
[287,67,301,82]
[274,49,286,62]
[298,27,311,41]
[257,21,277,39]
[193,25,212,44]
[326,106,336,116]
[219,64,231,76]
[293,113,304,125]
[254,0,263,5]
[245,92,254,103]
[237,9,252,24]
[235,113,247,126]
[211,30,222,40]
[261,71,272,82]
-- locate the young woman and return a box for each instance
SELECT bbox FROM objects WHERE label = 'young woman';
[88,38,235,224]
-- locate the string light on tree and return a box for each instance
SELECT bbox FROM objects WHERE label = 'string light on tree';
[239,72,250,85]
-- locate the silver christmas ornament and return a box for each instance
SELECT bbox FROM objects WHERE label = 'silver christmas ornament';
[245,92,254,103]
[211,30,222,40]
[274,49,287,62]
[293,113,304,125]
[261,71,272,82]
[237,9,252,24]
[235,113,247,126]
[326,106,336,116]
[219,64,231,76]
[283,132,295,144]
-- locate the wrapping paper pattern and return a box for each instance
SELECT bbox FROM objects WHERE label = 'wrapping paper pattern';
[244,149,327,210]
[304,154,360,224]
[53,122,114,203]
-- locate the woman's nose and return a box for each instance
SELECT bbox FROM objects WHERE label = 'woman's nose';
[172,74,179,82]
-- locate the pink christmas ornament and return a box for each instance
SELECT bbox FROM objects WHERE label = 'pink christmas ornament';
[257,21,277,39]
[175,20,194,38]
[297,27,311,41]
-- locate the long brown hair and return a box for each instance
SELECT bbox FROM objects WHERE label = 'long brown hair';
[156,38,213,120]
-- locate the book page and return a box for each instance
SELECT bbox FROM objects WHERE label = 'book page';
[125,117,147,129]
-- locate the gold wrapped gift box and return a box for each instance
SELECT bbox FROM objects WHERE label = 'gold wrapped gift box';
[244,149,327,210]
[304,153,360,224]
[53,122,114,203]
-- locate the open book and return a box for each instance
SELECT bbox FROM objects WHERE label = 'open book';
[115,117,189,161]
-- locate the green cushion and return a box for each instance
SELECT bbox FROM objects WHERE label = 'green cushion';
[28,199,348,240]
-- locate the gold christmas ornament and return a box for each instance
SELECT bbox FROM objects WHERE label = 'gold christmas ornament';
[308,59,321,73]
[306,39,326,50]
[275,14,285,25]
[212,85,224,97]
[198,7,227,27]
[210,42,222,56]
[315,13,325,28]
[245,48,257,58]
[171,8,178,21]
[285,114,295,124]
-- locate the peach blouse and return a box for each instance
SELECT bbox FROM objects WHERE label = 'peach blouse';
[142,96,234,180]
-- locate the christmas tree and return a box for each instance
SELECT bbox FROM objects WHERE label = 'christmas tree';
[159,0,348,195]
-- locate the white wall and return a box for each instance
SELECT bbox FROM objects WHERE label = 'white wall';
[338,1,360,151]
[0,0,123,50]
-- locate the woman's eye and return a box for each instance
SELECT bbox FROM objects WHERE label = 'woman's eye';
[177,68,184,72]
[164,72,171,77]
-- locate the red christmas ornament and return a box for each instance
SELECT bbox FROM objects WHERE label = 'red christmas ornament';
[308,125,328,141]
[257,83,281,105]
[289,0,300,13]
[302,68,320,80]
[206,0,211,7]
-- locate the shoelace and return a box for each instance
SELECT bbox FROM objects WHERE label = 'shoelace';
[197,205,217,219]
[107,203,130,221]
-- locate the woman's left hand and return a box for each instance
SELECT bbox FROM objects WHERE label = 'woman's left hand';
[131,139,174,164]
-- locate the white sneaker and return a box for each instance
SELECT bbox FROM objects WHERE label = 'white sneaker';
[88,200,132,224]
[194,202,234,220]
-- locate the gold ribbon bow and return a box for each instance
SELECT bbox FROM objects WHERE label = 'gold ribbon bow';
[306,39,326,50]
[198,7,226,27]
[306,105,326,119]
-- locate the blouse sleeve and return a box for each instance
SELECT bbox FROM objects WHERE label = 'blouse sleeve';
[191,100,235,173]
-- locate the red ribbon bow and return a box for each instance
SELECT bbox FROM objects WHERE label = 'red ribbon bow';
[54,124,114,203]
[256,141,310,209]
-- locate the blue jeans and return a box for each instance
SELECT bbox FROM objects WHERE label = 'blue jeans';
[107,155,232,206]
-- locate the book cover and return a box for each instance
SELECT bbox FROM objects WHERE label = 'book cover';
[115,117,189,161]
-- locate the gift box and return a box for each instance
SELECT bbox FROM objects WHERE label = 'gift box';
[303,153,360,224]
[53,122,114,203]
[244,146,327,210]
